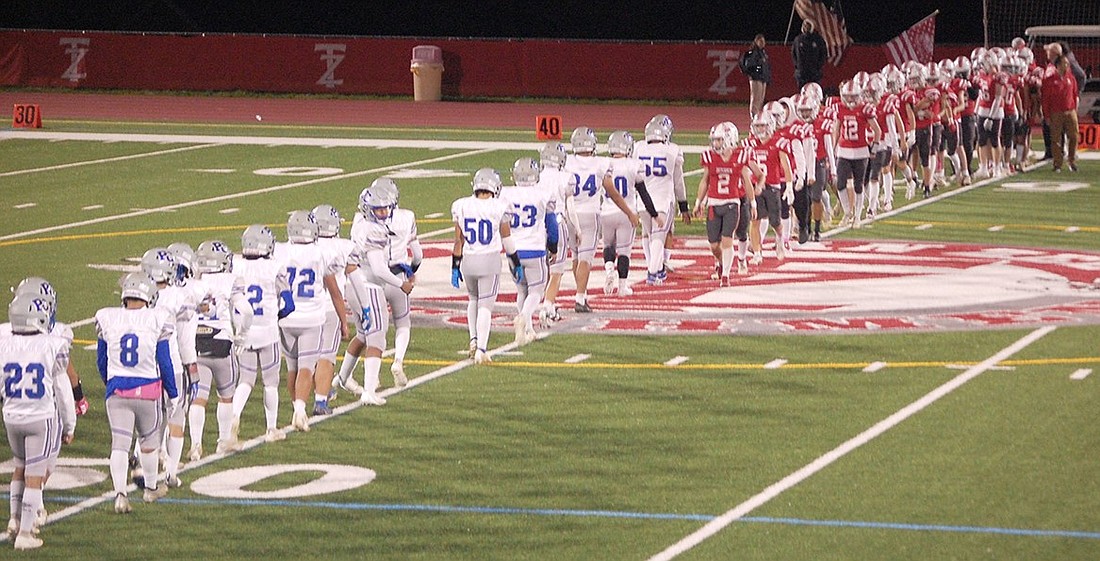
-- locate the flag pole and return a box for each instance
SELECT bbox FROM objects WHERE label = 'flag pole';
[784,2,797,44]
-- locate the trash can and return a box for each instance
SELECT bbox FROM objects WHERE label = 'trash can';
[410,45,444,102]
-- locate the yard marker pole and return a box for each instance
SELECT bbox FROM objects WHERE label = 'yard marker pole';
[648,326,1056,561]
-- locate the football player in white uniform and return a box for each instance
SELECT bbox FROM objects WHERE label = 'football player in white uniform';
[338,179,413,405]
[2,294,76,549]
[228,225,294,448]
[11,277,88,418]
[275,211,348,433]
[188,241,252,459]
[451,168,520,365]
[95,272,178,513]
[537,142,577,326]
[633,114,690,285]
[311,204,357,408]
[600,131,645,296]
[500,157,557,345]
[140,247,197,490]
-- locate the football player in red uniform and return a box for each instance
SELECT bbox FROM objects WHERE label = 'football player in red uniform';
[832,79,882,226]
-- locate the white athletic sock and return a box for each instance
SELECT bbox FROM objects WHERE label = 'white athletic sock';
[19,488,40,534]
[867,181,880,213]
[139,449,159,489]
[721,246,733,277]
[188,405,206,450]
[476,306,493,350]
[216,402,233,442]
[854,192,865,219]
[363,356,382,393]
[394,326,411,363]
[262,386,279,430]
[647,237,663,274]
[337,350,359,384]
[738,240,748,260]
[164,434,184,477]
[109,450,129,495]
[231,384,252,419]
[292,399,306,415]
[9,479,23,522]
[838,190,851,216]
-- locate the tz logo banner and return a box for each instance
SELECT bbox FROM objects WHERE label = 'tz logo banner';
[707,49,741,96]
[315,43,346,89]
[60,38,90,82]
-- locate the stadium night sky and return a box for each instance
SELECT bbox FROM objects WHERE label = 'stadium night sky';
[8,1,994,45]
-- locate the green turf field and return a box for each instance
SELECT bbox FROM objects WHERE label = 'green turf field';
[1,119,1098,560]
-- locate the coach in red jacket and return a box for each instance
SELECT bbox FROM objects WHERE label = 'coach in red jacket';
[1041,46,1080,172]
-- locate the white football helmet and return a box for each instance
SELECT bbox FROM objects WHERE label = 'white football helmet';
[762,101,788,129]
[569,127,597,154]
[840,80,861,108]
[708,122,738,151]
[512,157,540,186]
[953,56,971,78]
[864,75,886,103]
[311,204,341,238]
[287,210,318,243]
[750,113,775,140]
[906,65,927,89]
[607,130,634,156]
[359,178,399,223]
[241,224,276,257]
[140,248,177,284]
[644,114,673,142]
[194,240,233,273]
[120,272,158,305]
[14,276,56,304]
[884,69,905,94]
[167,242,195,284]
[7,293,54,335]
[800,82,824,103]
[794,93,819,122]
[472,168,503,196]
[539,141,568,170]
[852,71,871,89]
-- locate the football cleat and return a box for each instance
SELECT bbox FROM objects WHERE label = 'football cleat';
[128,455,145,489]
[114,493,132,514]
[467,338,477,358]
[776,240,786,260]
[13,532,43,550]
[473,350,492,365]
[143,485,168,503]
[720,276,731,287]
[312,403,333,416]
[165,474,183,489]
[711,264,721,281]
[618,284,633,297]
[749,254,763,266]
[513,315,527,345]
[391,360,408,388]
[340,375,364,396]
[603,272,616,295]
[359,392,387,406]
[738,259,748,275]
[905,179,916,200]
[7,517,18,534]
[574,301,592,313]
[263,428,286,442]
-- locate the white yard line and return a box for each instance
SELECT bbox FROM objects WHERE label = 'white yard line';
[0,143,220,178]
[0,148,494,241]
[647,326,1056,561]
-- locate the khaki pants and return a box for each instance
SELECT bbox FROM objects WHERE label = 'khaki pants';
[1048,110,1079,170]
[749,80,767,119]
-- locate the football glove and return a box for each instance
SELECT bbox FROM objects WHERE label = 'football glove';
[507,253,524,283]
[983,118,993,132]
[75,397,89,416]
[395,263,415,278]
[451,255,463,288]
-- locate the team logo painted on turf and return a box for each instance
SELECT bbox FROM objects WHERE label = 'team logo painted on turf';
[409,240,1100,334]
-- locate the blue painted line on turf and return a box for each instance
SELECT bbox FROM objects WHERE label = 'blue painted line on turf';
[29,494,1100,540]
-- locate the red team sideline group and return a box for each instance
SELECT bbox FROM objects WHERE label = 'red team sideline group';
[0,38,1068,550]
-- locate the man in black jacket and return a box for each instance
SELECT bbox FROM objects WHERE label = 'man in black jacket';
[740,34,771,119]
[792,20,827,89]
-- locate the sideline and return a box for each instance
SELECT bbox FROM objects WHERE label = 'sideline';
[647,326,1056,561]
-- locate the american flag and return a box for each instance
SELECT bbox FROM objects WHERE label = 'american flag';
[794,0,854,66]
[883,12,938,65]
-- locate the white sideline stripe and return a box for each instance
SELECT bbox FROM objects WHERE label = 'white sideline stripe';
[946,363,1014,371]
[82,205,104,211]
[425,212,444,219]
[0,130,715,154]
[915,224,934,230]
[988,225,1004,232]
[41,337,528,527]
[763,359,787,369]
[564,354,590,364]
[0,143,219,178]
[863,361,887,373]
[1070,368,1093,380]
[0,148,494,242]
[647,326,1056,561]
[14,203,37,209]
[1066,226,1080,233]
[664,356,690,366]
